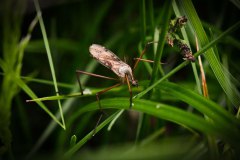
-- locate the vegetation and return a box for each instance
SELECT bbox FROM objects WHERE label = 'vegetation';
[0,0,240,159]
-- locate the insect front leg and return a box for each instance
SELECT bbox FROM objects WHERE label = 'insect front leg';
[76,70,118,95]
[96,83,122,110]
[125,75,133,108]
[76,70,84,95]
[92,83,121,136]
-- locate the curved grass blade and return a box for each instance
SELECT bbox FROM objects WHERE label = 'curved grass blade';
[68,97,240,151]
[158,82,240,129]
[177,0,240,108]
[134,20,240,100]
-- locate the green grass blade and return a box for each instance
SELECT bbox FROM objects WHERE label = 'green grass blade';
[158,82,240,128]
[34,0,65,129]
[177,0,240,107]
[26,60,98,159]
[134,20,240,100]
[65,99,213,157]
[15,76,64,128]
[158,81,240,153]
[172,1,202,94]
[149,0,171,83]
[140,0,146,43]
[73,98,239,147]
[107,109,124,131]
[29,0,116,139]
[64,110,122,158]
[0,4,36,154]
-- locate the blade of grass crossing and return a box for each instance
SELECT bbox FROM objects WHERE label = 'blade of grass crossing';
[177,0,240,108]
[15,76,64,128]
[134,21,240,100]
[34,0,65,129]
[172,1,202,94]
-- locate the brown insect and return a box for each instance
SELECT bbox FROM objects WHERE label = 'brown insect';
[76,43,155,110]
[89,44,138,87]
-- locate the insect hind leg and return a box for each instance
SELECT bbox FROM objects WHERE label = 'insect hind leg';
[95,83,122,110]
[76,70,84,95]
[92,83,121,136]
[76,70,118,95]
[125,75,133,108]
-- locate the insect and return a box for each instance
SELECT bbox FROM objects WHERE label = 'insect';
[76,44,146,110]
[89,44,138,87]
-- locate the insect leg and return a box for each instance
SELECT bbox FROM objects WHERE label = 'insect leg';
[76,70,118,95]
[134,58,166,64]
[96,83,122,110]
[92,83,121,136]
[125,75,132,108]
[92,113,103,136]
[133,41,158,70]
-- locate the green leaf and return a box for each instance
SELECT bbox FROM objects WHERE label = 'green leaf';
[69,97,240,150]
[176,0,240,107]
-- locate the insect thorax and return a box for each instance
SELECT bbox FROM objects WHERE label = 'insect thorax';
[118,65,132,77]
[118,65,137,86]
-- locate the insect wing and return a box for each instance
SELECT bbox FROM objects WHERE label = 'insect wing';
[89,44,122,70]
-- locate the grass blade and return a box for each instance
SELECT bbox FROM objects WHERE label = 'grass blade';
[177,0,240,107]
[64,110,122,158]
[34,0,65,129]
[134,20,240,100]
